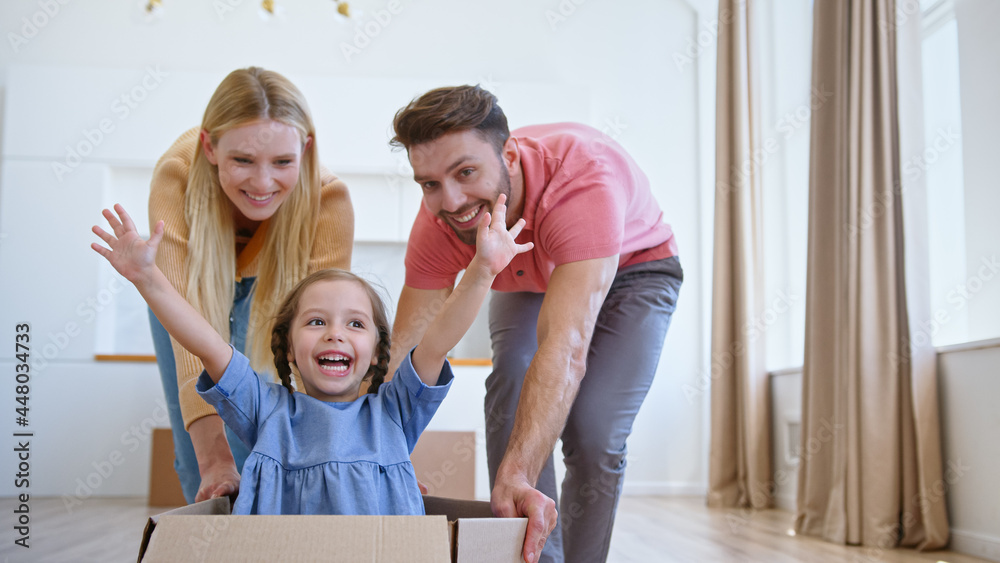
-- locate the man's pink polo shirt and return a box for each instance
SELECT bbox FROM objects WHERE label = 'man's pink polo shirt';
[404,122,678,292]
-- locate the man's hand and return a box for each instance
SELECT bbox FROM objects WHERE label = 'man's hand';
[467,193,533,279]
[194,459,241,503]
[491,471,558,563]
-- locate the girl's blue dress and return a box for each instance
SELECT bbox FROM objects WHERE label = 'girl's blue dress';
[196,347,453,515]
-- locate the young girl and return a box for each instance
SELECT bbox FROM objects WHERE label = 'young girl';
[92,195,531,515]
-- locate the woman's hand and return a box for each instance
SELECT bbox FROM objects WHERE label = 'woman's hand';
[91,203,164,288]
[468,194,533,279]
[195,460,241,503]
[190,416,242,503]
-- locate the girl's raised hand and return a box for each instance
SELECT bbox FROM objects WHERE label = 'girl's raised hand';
[471,194,534,278]
[91,204,164,287]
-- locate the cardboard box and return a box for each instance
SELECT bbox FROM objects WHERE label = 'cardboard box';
[148,428,187,507]
[138,496,527,562]
[149,429,475,507]
[411,430,477,500]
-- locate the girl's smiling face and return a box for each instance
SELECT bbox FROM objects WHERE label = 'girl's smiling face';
[287,279,378,402]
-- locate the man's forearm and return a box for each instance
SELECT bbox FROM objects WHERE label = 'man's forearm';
[496,339,587,484]
[494,256,617,484]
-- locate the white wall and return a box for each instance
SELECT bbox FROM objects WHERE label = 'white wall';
[937,343,1000,561]
[0,0,713,501]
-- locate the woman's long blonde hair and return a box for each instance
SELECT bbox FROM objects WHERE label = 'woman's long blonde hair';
[185,67,321,376]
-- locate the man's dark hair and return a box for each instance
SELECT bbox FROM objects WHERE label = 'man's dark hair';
[390,85,510,154]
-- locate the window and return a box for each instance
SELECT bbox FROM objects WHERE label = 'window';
[921,6,968,346]
[760,1,813,371]
[920,0,999,347]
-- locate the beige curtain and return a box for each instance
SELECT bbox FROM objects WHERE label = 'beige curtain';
[707,0,772,510]
[795,0,949,550]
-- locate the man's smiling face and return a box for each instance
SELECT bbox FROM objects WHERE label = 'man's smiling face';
[409,130,515,246]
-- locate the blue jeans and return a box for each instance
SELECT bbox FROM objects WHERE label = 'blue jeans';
[486,257,683,563]
[148,276,256,503]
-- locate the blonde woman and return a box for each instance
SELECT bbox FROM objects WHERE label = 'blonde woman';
[148,67,353,503]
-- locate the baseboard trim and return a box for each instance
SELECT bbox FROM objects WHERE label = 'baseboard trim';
[622,482,706,496]
[951,528,1000,562]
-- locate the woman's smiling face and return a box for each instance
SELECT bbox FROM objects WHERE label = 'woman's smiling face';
[201,119,308,229]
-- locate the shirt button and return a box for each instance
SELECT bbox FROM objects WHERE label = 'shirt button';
[516,270,524,276]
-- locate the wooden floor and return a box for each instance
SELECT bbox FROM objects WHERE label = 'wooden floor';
[0,495,990,562]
